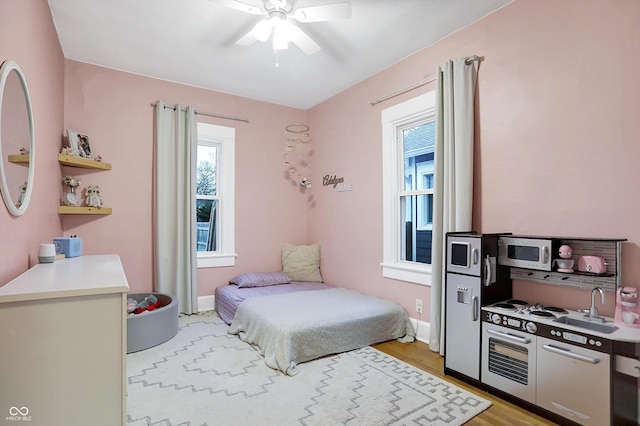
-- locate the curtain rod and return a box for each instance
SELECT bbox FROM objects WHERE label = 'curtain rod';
[151,102,249,123]
[368,55,479,107]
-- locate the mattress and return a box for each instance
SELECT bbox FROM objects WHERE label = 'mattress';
[214,281,332,324]
[228,288,415,375]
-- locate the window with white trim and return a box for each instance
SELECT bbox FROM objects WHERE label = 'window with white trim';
[381,91,436,285]
[196,122,236,268]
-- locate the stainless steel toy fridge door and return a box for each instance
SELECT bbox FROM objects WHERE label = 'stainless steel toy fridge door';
[445,273,481,380]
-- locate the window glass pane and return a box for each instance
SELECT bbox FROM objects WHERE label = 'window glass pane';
[197,145,217,197]
[423,173,434,189]
[400,194,433,264]
[196,199,217,252]
[403,122,435,191]
[196,144,217,252]
[400,120,434,265]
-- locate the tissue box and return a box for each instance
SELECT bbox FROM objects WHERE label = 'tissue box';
[53,237,82,258]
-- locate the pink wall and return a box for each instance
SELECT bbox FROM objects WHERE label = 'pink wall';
[308,0,640,318]
[0,1,64,284]
[62,61,308,294]
[2,0,639,322]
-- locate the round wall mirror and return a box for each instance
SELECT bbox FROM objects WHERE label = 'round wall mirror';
[0,60,35,216]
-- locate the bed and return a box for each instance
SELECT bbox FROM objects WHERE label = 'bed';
[215,280,332,324]
[217,282,415,376]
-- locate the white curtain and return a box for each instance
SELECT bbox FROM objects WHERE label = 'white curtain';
[154,100,198,314]
[429,58,479,354]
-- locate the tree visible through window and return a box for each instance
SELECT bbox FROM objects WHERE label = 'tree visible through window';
[196,144,218,252]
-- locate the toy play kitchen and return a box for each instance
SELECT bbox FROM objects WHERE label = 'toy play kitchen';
[445,234,640,426]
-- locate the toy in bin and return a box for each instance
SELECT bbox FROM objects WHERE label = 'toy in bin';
[53,236,82,258]
[127,294,161,314]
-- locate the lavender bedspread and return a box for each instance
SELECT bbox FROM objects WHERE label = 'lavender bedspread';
[215,281,332,324]
[227,288,415,376]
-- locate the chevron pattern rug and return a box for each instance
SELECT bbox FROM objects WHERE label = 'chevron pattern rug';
[127,312,490,425]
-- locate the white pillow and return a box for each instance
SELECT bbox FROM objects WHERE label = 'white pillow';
[281,244,323,282]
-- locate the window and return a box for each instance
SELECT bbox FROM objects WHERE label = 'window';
[381,91,436,285]
[196,122,236,268]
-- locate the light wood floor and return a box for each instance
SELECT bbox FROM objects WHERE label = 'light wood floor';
[373,339,557,426]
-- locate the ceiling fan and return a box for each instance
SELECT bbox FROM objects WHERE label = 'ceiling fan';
[225,0,352,55]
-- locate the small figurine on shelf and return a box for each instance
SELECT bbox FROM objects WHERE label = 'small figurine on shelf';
[93,155,102,162]
[19,147,29,155]
[85,185,103,208]
[60,146,75,156]
[62,175,81,206]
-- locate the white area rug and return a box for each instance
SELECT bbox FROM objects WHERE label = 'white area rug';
[127,312,490,425]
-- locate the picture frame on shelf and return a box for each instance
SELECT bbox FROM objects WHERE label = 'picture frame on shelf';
[66,129,93,159]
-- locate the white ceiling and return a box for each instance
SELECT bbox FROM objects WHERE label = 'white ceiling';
[47,0,511,110]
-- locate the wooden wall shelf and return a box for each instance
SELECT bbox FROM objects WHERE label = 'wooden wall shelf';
[8,154,30,164]
[58,154,111,170]
[58,206,112,215]
[58,154,112,216]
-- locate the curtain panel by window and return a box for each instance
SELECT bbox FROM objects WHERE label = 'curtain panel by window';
[429,58,479,353]
[154,101,198,314]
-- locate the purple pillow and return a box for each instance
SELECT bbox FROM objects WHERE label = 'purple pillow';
[229,272,292,288]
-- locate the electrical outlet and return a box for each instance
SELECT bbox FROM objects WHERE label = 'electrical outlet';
[415,299,423,314]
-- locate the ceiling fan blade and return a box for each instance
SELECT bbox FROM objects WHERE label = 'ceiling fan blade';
[293,2,351,23]
[222,0,263,15]
[289,25,321,55]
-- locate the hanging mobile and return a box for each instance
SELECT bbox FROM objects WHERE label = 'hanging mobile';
[284,124,312,189]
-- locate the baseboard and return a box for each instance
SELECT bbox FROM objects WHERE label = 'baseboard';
[198,295,215,312]
[199,295,431,345]
[410,317,430,344]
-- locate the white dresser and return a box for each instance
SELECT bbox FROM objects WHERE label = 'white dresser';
[0,255,129,426]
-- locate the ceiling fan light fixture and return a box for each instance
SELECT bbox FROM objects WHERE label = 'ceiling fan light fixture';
[273,20,295,50]
[253,19,274,42]
[272,31,288,50]
[231,0,351,56]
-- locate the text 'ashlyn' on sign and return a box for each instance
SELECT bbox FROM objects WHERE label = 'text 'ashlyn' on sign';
[323,174,352,192]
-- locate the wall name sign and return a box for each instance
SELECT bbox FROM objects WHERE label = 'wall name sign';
[323,174,353,192]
